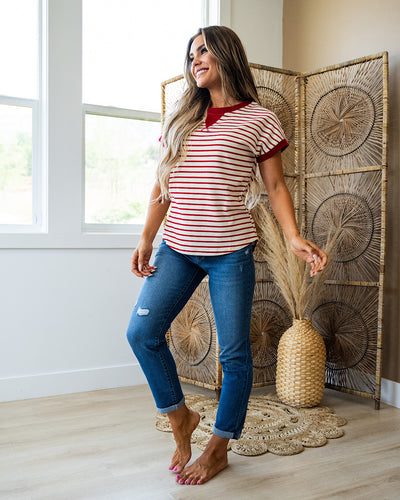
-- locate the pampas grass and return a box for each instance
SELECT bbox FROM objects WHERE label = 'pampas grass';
[251,200,338,320]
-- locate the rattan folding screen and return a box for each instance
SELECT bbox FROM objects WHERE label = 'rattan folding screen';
[163,53,388,408]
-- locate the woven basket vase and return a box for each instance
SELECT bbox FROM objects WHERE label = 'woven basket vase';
[276,319,326,407]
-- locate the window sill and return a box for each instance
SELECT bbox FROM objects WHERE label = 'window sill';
[0,231,162,249]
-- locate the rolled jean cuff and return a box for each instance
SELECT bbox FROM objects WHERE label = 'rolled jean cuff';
[157,396,185,415]
[213,425,240,440]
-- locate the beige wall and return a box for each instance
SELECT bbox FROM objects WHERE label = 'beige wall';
[227,0,283,67]
[283,0,400,383]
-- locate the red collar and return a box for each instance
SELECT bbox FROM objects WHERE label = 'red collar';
[205,101,251,128]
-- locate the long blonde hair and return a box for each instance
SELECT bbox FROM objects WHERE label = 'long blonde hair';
[157,26,262,207]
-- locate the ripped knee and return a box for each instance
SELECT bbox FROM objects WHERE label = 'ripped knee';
[137,307,150,316]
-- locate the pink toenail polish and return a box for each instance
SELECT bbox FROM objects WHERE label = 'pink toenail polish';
[174,467,177,471]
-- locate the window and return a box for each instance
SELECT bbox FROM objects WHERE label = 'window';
[85,113,160,224]
[0,0,42,229]
[0,0,215,247]
[83,0,203,227]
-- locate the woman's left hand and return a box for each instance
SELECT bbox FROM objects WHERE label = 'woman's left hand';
[289,235,328,277]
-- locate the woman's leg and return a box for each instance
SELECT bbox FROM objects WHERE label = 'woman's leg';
[209,244,255,441]
[176,244,255,485]
[127,241,206,411]
[126,241,206,471]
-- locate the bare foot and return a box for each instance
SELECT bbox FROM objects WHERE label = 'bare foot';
[176,435,229,485]
[168,404,200,473]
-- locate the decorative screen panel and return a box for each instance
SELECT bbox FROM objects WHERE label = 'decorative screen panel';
[250,64,297,176]
[302,54,387,407]
[304,57,384,173]
[161,52,388,407]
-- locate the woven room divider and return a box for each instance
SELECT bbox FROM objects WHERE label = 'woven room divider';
[162,52,388,408]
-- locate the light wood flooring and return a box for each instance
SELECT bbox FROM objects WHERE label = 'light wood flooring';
[1,383,400,500]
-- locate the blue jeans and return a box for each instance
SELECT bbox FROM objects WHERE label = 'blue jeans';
[126,240,255,440]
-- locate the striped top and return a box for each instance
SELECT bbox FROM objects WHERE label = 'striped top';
[163,101,288,255]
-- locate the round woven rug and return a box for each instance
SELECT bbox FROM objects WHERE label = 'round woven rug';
[155,393,346,456]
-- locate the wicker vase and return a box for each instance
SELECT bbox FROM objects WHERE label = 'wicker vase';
[276,319,326,407]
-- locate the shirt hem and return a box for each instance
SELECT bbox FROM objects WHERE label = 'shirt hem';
[162,237,258,256]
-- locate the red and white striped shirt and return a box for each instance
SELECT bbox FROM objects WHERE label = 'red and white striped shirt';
[163,101,288,255]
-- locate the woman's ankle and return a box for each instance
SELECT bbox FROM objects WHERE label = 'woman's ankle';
[168,403,191,426]
[205,435,230,455]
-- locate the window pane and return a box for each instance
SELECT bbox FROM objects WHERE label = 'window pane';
[83,0,202,112]
[85,114,160,224]
[0,105,33,224]
[0,0,39,99]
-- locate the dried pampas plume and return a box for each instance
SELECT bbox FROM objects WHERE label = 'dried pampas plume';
[251,201,338,320]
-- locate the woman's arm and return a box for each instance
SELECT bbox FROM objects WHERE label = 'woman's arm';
[258,152,327,276]
[131,181,170,278]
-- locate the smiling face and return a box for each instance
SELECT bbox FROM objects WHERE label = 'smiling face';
[189,34,221,92]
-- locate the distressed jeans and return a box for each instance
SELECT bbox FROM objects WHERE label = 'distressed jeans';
[126,240,255,440]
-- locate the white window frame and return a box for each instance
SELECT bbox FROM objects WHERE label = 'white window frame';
[0,96,43,232]
[0,0,224,249]
[0,0,46,236]
[82,104,161,235]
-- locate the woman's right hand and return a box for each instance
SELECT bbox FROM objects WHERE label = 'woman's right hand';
[131,239,157,278]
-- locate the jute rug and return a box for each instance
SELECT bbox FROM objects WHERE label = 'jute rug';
[155,393,346,456]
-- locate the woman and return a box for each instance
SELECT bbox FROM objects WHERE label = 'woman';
[126,26,327,486]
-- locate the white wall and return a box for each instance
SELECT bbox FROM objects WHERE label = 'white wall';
[0,0,147,403]
[0,1,284,402]
[0,249,146,401]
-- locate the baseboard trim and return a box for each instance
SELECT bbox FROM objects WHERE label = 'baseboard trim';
[381,377,400,408]
[0,363,147,403]
[1,367,399,408]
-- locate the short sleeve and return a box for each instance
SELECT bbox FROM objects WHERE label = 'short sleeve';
[256,111,289,163]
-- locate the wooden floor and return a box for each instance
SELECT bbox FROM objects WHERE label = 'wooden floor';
[1,384,400,500]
